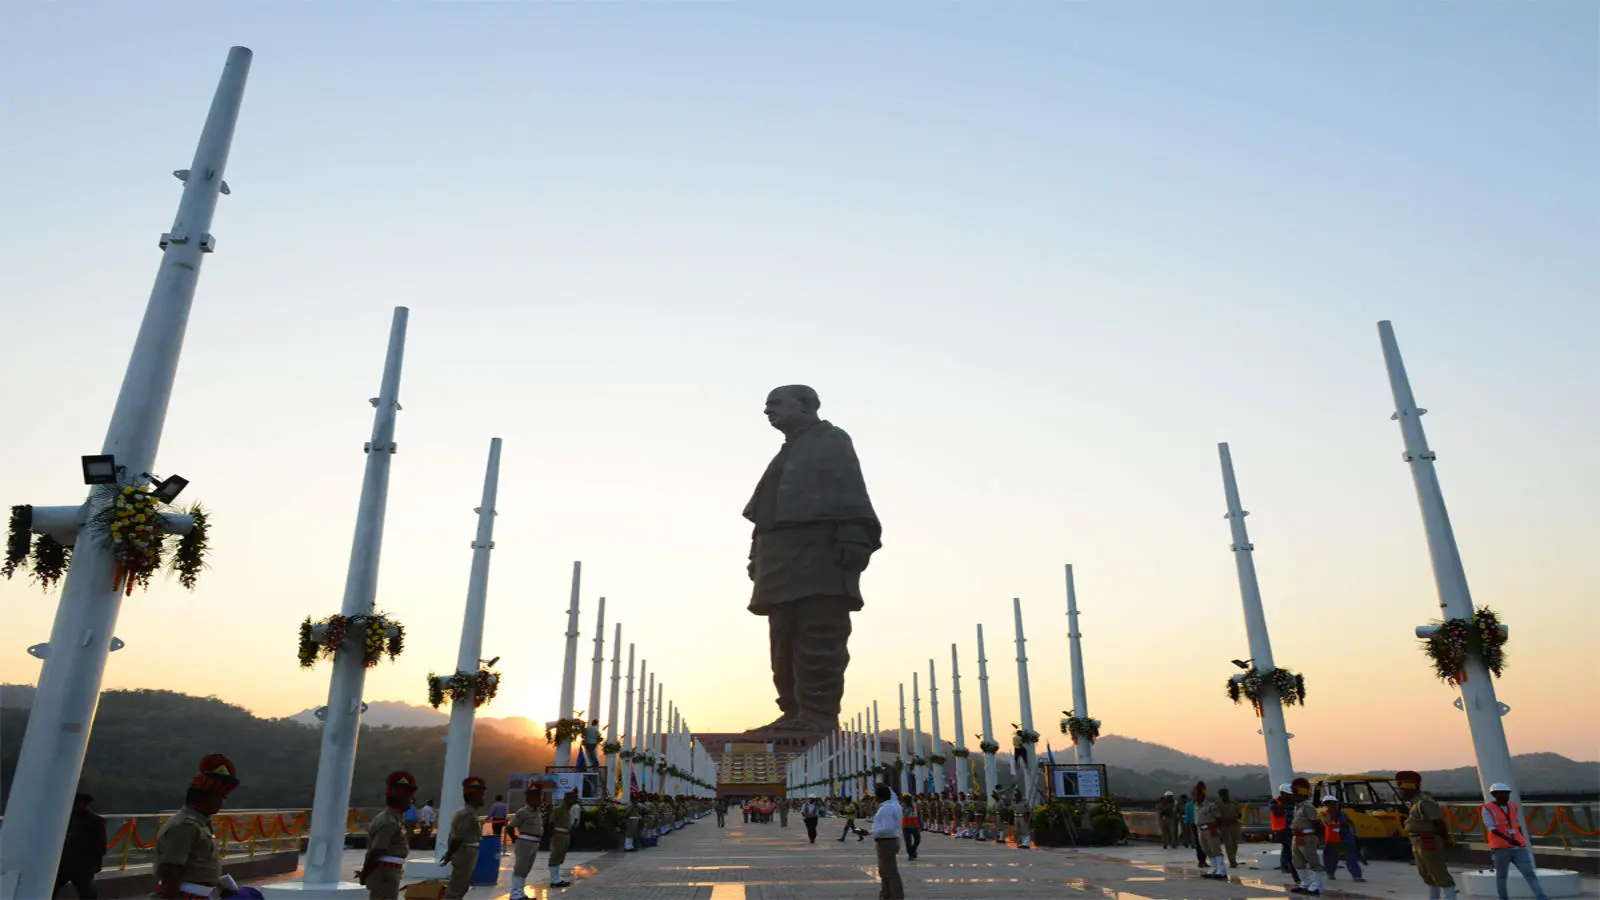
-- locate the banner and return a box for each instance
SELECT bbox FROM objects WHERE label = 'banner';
[1046,764,1108,800]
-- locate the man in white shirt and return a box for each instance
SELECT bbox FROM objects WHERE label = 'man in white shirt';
[869,784,905,900]
[419,800,437,836]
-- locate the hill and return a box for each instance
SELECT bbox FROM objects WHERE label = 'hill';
[1,689,555,813]
[283,701,544,742]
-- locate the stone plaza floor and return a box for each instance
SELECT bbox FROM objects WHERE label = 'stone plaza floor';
[260,817,1600,899]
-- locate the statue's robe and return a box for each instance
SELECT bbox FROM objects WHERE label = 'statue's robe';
[744,420,881,613]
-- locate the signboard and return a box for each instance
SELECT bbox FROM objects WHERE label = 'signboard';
[532,768,604,804]
[1047,764,1107,800]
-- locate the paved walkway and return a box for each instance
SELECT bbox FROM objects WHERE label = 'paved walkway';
[260,818,1600,898]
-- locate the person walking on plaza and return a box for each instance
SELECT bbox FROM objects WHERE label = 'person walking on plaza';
[716,797,728,827]
[358,771,418,899]
[870,784,906,900]
[779,797,790,827]
[488,794,510,843]
[802,797,823,843]
[1194,782,1228,880]
[839,796,863,842]
[1269,783,1299,881]
[507,785,546,900]
[1484,783,1549,900]
[547,789,578,888]
[900,794,922,861]
[1182,791,1198,857]
[1155,791,1178,849]
[1319,795,1364,883]
[54,792,107,899]
[1216,787,1243,868]
[1398,771,1458,900]
[154,755,238,900]
[1289,778,1325,896]
[444,776,487,900]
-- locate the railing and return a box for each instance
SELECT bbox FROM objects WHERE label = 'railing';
[94,807,379,871]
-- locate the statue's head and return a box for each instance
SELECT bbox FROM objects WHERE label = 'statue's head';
[765,384,820,434]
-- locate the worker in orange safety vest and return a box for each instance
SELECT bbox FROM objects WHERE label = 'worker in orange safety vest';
[1482,784,1549,900]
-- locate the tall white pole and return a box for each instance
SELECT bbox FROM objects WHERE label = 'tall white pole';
[951,644,971,796]
[605,623,622,799]
[928,659,944,794]
[855,712,866,795]
[872,701,882,778]
[897,684,910,796]
[642,672,655,791]
[1218,443,1296,791]
[653,682,664,793]
[976,624,998,805]
[668,704,679,795]
[1063,564,1095,765]
[301,308,409,885]
[555,562,583,766]
[1012,597,1039,806]
[1379,322,1524,816]
[430,439,503,866]
[622,646,635,800]
[911,672,925,794]
[586,597,607,766]
[0,47,253,899]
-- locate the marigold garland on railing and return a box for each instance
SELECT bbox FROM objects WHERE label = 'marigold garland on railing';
[1422,608,1506,686]
[298,612,405,669]
[544,716,587,746]
[1225,666,1307,716]
[1060,710,1101,744]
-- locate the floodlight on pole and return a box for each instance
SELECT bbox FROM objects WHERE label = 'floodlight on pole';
[80,455,118,485]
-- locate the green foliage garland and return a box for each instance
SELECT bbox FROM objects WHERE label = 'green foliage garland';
[3,505,31,579]
[1060,710,1100,744]
[1422,608,1506,686]
[1225,666,1307,715]
[298,613,404,669]
[544,716,587,746]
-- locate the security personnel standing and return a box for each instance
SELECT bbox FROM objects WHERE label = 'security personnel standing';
[547,790,578,888]
[357,771,417,899]
[1269,783,1298,879]
[444,776,487,900]
[1398,771,1458,900]
[1195,783,1227,880]
[506,786,545,900]
[1483,783,1549,900]
[1217,787,1244,868]
[154,754,238,900]
[1288,777,1325,895]
[625,794,644,850]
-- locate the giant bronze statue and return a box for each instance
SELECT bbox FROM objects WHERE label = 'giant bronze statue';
[745,385,882,732]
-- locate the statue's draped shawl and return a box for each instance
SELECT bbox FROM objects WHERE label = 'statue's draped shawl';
[743,421,881,547]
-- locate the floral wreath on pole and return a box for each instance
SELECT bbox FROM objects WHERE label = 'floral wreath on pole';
[544,716,587,746]
[1059,709,1100,744]
[603,740,622,755]
[5,491,211,594]
[928,753,948,766]
[951,746,972,759]
[298,612,405,668]
[1422,608,1506,686]
[1225,666,1307,715]
[426,669,500,709]
[977,736,1001,755]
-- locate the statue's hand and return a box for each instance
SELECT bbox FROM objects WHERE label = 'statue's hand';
[834,541,872,572]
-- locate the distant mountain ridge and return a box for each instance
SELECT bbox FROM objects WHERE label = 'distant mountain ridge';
[282,700,543,740]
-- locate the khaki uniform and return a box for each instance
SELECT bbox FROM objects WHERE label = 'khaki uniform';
[1217,799,1243,865]
[548,803,574,868]
[445,806,481,899]
[1406,793,1457,888]
[626,800,644,847]
[155,807,221,897]
[364,807,410,899]
[508,804,544,877]
[1290,800,1325,874]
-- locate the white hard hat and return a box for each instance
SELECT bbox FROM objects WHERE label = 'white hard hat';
[1278,783,1293,794]
[1164,790,1174,796]
[1489,783,1513,793]
[1322,795,1338,803]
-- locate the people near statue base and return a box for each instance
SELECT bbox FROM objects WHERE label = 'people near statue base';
[899,794,922,860]
[869,784,906,900]
[357,771,417,900]
[155,754,238,900]
[1193,781,1229,880]
[1269,783,1298,881]
[1216,787,1243,868]
[1318,796,1363,883]
[547,790,578,888]
[1156,790,1179,848]
[1482,783,1549,900]
[1398,771,1458,900]
[506,786,545,900]
[444,776,487,900]
[1288,777,1326,896]
[56,792,107,900]
[801,797,823,843]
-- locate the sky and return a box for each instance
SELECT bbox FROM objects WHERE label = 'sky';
[1,2,1596,774]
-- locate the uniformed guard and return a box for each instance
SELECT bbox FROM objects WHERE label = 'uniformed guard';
[358,771,417,899]
[154,754,238,900]
[1398,771,1458,900]
[625,793,644,850]
[547,789,578,888]
[1012,788,1032,848]
[1194,781,1227,880]
[444,776,487,900]
[506,784,545,900]
[1289,776,1325,895]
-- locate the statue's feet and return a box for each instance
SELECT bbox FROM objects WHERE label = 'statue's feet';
[748,714,796,732]
[774,713,838,733]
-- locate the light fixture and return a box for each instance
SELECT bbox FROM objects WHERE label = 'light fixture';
[151,474,189,504]
[81,454,118,485]
[1230,658,1253,670]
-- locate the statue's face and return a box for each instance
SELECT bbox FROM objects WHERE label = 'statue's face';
[764,389,809,432]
